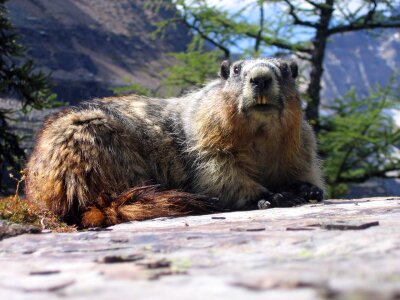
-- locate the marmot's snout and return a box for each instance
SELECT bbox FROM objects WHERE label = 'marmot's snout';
[247,66,280,107]
[250,73,272,105]
[250,73,272,91]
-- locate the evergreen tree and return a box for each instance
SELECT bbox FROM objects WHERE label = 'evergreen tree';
[162,50,220,95]
[319,79,400,197]
[0,0,55,192]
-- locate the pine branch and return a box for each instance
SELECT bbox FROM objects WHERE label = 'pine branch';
[181,17,230,59]
[254,1,264,53]
[250,32,312,53]
[328,1,399,36]
[332,82,393,185]
[336,165,399,184]
[362,0,377,25]
[303,0,326,10]
[282,0,319,28]
[328,21,400,35]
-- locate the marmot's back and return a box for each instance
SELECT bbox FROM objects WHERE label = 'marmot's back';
[26,58,324,227]
[26,96,190,224]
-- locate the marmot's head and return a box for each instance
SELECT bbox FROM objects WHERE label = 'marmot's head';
[219,58,299,114]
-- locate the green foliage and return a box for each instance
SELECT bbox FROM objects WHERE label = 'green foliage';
[162,50,221,95]
[319,79,400,197]
[153,0,319,58]
[111,77,152,97]
[111,51,221,98]
[0,0,56,193]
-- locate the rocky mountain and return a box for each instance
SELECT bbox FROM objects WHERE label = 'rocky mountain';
[323,30,400,101]
[6,0,191,104]
[5,1,400,104]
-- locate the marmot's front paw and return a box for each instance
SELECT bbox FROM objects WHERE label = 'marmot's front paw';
[293,181,324,202]
[258,192,308,209]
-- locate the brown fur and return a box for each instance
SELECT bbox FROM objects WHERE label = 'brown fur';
[25,58,324,227]
[81,185,220,227]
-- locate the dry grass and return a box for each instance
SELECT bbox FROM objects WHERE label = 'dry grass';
[0,196,76,232]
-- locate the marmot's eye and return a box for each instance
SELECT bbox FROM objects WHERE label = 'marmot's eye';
[233,66,240,75]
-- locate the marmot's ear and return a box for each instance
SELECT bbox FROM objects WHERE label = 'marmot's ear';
[289,61,298,79]
[219,60,230,80]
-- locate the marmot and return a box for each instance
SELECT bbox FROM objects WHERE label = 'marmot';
[25,58,324,227]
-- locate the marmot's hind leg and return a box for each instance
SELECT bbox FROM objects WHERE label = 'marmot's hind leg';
[26,109,148,223]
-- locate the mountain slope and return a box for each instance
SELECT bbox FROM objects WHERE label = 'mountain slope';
[6,0,190,103]
[7,1,400,103]
[323,30,400,101]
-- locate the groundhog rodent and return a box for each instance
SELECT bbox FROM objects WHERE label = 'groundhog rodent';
[25,58,324,227]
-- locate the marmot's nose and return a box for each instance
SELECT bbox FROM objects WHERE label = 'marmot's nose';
[250,75,272,91]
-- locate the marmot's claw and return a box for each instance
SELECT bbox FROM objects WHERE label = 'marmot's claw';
[299,186,323,202]
[289,181,324,202]
[258,192,308,208]
[257,199,271,209]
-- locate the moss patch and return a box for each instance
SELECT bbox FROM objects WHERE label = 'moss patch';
[0,196,76,232]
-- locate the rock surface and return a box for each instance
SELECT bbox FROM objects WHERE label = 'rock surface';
[0,220,41,241]
[1,197,400,300]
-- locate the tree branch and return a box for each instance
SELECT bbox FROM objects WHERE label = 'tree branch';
[332,80,393,185]
[209,15,312,54]
[254,1,264,53]
[336,165,399,184]
[363,0,377,25]
[303,0,326,10]
[245,30,312,53]
[328,21,400,35]
[328,0,400,35]
[282,0,319,28]
[181,18,231,59]
[338,0,377,26]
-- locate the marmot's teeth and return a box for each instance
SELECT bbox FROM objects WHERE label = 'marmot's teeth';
[262,96,267,104]
[257,96,267,105]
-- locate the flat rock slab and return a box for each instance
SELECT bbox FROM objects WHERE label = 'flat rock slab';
[1,197,400,300]
[0,220,41,240]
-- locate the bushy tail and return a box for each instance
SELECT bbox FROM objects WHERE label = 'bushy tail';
[81,185,223,227]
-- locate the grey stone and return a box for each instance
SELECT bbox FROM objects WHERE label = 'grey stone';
[0,197,399,300]
[0,220,41,241]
